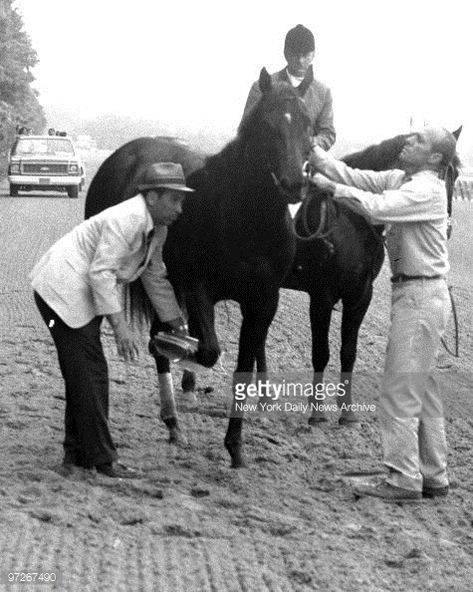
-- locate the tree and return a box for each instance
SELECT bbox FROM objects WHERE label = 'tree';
[0,0,46,172]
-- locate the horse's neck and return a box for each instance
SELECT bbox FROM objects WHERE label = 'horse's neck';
[205,147,288,226]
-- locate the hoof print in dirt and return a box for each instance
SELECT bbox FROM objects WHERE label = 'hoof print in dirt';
[164,524,202,538]
[308,416,329,426]
[384,557,405,568]
[30,509,54,523]
[190,487,210,498]
[338,415,360,426]
[289,570,312,586]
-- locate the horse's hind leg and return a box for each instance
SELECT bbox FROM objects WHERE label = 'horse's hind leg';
[308,296,333,426]
[149,315,184,444]
[181,370,195,397]
[338,293,372,425]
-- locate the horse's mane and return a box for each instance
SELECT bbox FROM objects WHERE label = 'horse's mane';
[342,135,407,171]
[328,132,461,233]
[342,133,461,175]
[198,80,309,190]
[238,79,310,138]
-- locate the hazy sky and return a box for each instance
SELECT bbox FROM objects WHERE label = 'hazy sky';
[13,0,473,150]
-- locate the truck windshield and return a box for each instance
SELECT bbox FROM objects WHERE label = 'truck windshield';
[13,138,75,156]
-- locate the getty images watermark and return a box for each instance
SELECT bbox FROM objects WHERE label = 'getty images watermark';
[226,371,377,418]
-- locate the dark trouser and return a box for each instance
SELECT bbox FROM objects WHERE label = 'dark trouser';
[34,292,117,467]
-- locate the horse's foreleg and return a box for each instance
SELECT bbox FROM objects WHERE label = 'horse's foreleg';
[186,283,220,367]
[338,296,372,425]
[308,296,333,426]
[225,297,276,468]
[255,343,267,373]
[174,284,220,411]
[178,290,218,406]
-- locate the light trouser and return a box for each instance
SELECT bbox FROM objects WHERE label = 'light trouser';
[34,292,118,467]
[379,278,451,491]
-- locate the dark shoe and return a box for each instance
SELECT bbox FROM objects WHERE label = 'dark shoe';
[353,480,422,503]
[96,462,140,479]
[423,485,449,498]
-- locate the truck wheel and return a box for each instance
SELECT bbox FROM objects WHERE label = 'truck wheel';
[10,184,19,197]
[67,185,79,198]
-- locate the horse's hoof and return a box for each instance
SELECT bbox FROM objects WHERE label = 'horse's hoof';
[180,391,198,408]
[224,441,246,469]
[230,454,247,469]
[309,416,329,426]
[338,415,360,426]
[168,427,188,446]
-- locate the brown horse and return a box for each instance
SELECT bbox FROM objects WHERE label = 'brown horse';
[182,129,461,428]
[85,68,312,468]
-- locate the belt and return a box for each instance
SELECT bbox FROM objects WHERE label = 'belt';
[391,274,444,284]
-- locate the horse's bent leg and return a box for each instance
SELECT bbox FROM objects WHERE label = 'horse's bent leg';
[338,295,372,425]
[308,296,333,426]
[186,283,220,368]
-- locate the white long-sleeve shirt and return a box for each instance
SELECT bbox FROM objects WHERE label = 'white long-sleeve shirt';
[31,194,182,327]
[310,147,449,278]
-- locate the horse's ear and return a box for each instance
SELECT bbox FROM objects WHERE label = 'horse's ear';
[259,67,272,94]
[452,126,462,141]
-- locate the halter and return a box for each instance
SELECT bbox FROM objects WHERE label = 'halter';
[244,142,308,201]
[244,140,290,196]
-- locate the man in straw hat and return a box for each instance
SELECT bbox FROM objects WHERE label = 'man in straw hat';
[241,24,336,151]
[31,162,192,478]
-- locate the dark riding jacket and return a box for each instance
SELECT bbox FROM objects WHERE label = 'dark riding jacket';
[241,67,336,151]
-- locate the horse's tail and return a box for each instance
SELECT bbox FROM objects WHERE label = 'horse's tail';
[124,280,154,331]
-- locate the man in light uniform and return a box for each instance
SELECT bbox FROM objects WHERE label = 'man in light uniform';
[310,126,456,501]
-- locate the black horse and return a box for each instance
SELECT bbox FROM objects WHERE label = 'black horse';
[283,145,393,425]
[180,130,461,427]
[85,68,312,468]
[284,129,461,425]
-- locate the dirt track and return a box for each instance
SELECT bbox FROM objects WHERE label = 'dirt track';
[0,155,472,591]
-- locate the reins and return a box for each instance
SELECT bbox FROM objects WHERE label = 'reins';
[290,160,337,244]
[291,189,337,243]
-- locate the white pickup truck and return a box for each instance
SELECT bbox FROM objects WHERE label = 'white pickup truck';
[8,134,85,198]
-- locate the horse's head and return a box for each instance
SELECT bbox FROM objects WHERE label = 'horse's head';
[344,127,462,180]
[239,68,312,203]
[343,127,462,233]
